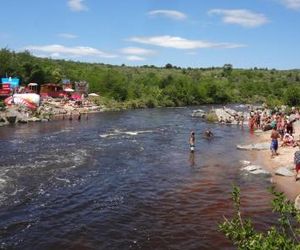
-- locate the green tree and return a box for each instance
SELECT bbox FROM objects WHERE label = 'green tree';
[284,86,300,106]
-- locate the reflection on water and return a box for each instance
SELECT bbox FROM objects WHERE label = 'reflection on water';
[0,107,277,249]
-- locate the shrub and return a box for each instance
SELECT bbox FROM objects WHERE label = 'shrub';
[206,112,218,123]
[219,186,300,249]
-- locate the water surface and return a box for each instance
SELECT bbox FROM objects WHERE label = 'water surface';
[0,107,276,249]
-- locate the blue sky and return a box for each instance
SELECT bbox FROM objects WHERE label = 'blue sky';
[0,0,299,69]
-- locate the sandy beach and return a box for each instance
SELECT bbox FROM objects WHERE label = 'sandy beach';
[251,121,300,200]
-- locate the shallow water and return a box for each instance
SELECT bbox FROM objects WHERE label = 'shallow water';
[0,106,276,249]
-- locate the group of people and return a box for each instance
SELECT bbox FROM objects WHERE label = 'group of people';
[250,107,300,181]
[189,129,213,153]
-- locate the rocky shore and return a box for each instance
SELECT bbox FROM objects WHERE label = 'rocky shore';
[0,98,104,126]
[240,121,300,208]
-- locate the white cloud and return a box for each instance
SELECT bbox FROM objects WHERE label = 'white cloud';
[128,35,245,49]
[148,10,187,20]
[281,0,300,9]
[67,0,88,12]
[58,33,78,39]
[24,44,117,58]
[208,9,268,28]
[126,55,146,61]
[120,47,155,55]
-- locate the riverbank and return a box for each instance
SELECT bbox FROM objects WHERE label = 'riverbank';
[0,97,105,126]
[251,121,300,200]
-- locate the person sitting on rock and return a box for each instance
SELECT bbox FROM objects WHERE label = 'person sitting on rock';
[219,116,225,124]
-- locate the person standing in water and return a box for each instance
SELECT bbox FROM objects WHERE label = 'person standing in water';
[189,131,195,153]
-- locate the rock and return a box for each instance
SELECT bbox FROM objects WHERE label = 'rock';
[275,167,295,177]
[251,169,271,175]
[237,142,270,151]
[254,129,264,133]
[6,115,17,124]
[28,117,41,122]
[295,194,300,210]
[242,165,262,172]
[192,109,206,118]
[240,160,251,166]
[286,165,295,171]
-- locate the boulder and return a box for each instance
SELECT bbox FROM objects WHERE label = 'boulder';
[242,165,262,172]
[275,167,295,177]
[251,169,271,175]
[240,160,251,166]
[237,142,270,151]
[192,109,206,118]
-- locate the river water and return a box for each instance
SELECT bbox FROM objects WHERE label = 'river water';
[0,106,277,249]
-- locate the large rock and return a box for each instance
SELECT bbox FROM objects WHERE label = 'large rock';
[237,142,270,151]
[240,160,251,166]
[241,164,271,175]
[242,165,262,172]
[275,167,295,177]
[192,109,206,118]
[251,169,271,175]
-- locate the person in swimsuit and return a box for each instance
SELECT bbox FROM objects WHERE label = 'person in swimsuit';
[270,126,280,158]
[189,131,195,153]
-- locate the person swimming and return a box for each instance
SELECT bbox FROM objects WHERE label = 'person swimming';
[204,129,214,138]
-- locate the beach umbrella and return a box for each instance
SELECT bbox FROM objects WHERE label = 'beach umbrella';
[88,93,99,97]
[64,88,75,92]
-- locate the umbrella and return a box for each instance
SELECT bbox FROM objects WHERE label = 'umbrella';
[64,88,75,92]
[88,93,99,97]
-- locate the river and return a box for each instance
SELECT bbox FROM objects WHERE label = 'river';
[0,106,277,249]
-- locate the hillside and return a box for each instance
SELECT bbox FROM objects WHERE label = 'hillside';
[1,48,300,108]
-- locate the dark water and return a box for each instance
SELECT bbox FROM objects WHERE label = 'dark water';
[0,106,276,249]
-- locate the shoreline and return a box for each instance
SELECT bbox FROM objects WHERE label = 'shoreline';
[249,121,300,200]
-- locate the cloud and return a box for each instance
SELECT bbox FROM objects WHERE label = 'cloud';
[126,55,146,61]
[120,47,156,55]
[128,35,245,49]
[281,0,300,9]
[208,9,268,27]
[67,0,88,12]
[148,10,187,20]
[24,44,117,58]
[58,33,78,39]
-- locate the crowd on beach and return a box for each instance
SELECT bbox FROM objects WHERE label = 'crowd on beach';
[247,106,300,180]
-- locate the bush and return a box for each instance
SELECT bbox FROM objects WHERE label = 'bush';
[206,112,218,123]
[219,186,300,249]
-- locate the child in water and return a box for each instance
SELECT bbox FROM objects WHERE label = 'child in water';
[189,131,195,152]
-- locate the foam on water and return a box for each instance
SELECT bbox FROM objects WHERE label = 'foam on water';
[99,129,154,138]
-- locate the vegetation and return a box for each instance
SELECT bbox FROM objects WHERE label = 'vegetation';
[219,186,300,249]
[205,112,219,123]
[1,48,300,108]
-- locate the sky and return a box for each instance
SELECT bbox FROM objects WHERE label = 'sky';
[0,0,300,69]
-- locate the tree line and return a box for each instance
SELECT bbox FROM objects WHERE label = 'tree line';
[1,48,300,108]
